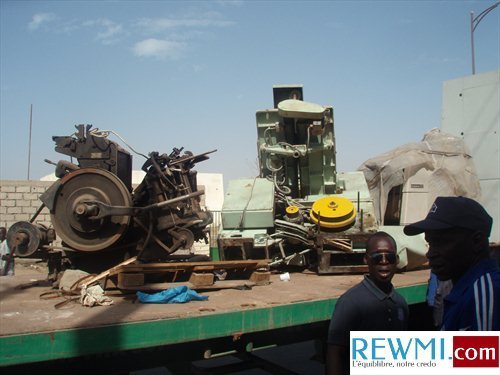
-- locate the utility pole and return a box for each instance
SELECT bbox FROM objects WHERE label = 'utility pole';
[470,1,499,75]
[27,104,33,180]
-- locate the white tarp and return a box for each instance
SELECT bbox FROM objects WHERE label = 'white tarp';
[358,128,481,224]
[358,129,482,270]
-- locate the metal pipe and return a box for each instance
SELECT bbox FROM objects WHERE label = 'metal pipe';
[470,11,476,75]
[204,349,237,359]
[82,190,205,219]
[29,203,46,223]
[260,144,306,158]
[152,190,204,210]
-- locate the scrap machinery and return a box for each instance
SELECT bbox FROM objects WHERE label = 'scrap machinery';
[7,125,214,276]
[218,85,378,273]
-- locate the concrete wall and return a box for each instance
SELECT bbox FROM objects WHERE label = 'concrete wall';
[0,180,52,229]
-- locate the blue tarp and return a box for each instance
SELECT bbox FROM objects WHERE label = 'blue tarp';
[136,285,208,304]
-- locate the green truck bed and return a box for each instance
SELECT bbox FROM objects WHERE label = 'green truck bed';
[0,264,429,368]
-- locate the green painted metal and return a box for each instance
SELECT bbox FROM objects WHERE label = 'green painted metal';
[256,103,337,197]
[209,247,220,261]
[0,283,427,367]
[394,284,428,305]
[221,178,275,229]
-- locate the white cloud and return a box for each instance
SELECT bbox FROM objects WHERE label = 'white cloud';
[60,19,80,34]
[96,19,124,45]
[132,38,186,59]
[83,18,124,45]
[28,13,57,31]
[136,15,233,33]
[26,10,233,59]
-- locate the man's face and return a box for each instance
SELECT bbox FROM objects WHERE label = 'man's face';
[365,237,398,284]
[425,228,475,282]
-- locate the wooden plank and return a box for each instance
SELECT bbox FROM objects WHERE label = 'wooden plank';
[117,280,259,291]
[82,256,137,287]
[188,272,215,286]
[249,271,271,285]
[111,260,270,275]
[118,273,145,288]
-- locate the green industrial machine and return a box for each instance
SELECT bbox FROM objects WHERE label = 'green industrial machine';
[218,85,378,273]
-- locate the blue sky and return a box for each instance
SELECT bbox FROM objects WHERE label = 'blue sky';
[1,0,499,185]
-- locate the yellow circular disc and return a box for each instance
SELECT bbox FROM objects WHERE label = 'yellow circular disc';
[309,196,356,229]
[286,205,299,215]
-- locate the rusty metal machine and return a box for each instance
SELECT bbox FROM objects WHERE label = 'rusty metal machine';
[218,85,378,273]
[7,125,214,276]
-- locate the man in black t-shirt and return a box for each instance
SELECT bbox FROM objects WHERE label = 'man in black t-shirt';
[326,231,409,375]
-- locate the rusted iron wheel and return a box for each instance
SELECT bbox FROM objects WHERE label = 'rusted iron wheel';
[6,222,49,257]
[51,168,132,252]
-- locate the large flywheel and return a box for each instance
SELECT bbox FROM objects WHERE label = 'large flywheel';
[51,168,132,252]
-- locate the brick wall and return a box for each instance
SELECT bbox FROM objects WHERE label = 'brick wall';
[0,179,212,256]
[0,180,52,229]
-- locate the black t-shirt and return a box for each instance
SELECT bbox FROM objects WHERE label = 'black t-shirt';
[328,275,409,347]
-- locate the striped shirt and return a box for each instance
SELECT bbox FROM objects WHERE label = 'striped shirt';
[442,259,499,331]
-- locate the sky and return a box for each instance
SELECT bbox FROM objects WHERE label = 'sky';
[1,0,499,186]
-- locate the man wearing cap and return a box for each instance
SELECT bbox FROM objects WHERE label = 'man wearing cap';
[404,196,499,331]
[326,231,409,375]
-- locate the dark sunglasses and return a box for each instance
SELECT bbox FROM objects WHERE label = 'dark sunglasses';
[369,252,397,264]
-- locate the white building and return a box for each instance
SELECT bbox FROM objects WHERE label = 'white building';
[441,70,500,243]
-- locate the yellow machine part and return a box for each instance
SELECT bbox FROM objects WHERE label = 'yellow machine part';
[309,196,356,229]
[285,205,300,218]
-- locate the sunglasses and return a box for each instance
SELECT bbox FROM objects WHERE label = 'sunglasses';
[368,252,397,264]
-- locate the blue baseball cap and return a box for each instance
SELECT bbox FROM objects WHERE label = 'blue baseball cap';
[403,196,492,237]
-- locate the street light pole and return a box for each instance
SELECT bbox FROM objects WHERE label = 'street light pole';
[470,11,476,75]
[470,1,500,75]
[27,104,33,180]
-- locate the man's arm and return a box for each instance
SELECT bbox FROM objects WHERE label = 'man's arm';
[326,344,347,375]
[472,272,499,330]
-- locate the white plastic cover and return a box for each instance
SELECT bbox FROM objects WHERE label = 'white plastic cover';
[358,128,481,224]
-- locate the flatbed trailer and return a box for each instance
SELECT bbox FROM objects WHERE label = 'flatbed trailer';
[0,263,430,373]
